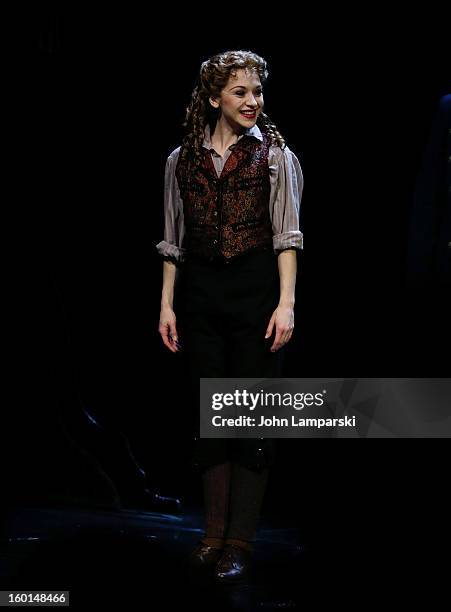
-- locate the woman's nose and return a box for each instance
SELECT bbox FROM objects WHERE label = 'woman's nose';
[246,94,258,107]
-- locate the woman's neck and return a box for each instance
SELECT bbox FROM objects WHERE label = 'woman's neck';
[210,116,245,152]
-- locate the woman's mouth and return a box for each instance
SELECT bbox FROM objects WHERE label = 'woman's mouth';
[240,111,256,119]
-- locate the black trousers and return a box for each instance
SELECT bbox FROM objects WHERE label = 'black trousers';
[175,247,284,472]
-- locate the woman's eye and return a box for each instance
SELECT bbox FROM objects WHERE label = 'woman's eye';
[236,91,263,96]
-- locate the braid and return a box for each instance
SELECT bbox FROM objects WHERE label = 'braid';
[257,112,286,150]
[180,85,212,171]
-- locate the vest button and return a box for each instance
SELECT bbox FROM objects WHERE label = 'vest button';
[213,239,218,244]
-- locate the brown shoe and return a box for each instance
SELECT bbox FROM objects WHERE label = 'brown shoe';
[214,544,252,583]
[188,541,223,569]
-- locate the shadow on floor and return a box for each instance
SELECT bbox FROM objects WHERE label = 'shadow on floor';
[1,503,312,610]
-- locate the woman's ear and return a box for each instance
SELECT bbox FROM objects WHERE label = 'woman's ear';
[209,96,220,109]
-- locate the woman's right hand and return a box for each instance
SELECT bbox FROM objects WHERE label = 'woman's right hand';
[159,305,180,353]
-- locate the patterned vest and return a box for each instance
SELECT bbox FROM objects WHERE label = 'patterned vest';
[175,128,273,261]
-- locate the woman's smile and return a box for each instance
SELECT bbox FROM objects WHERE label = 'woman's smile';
[240,110,257,120]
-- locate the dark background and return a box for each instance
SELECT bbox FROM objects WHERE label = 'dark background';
[8,7,451,594]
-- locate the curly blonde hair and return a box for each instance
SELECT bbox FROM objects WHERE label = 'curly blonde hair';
[180,50,286,170]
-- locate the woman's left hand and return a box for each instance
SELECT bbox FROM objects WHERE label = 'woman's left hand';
[265,304,295,352]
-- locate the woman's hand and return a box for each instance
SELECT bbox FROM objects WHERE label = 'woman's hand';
[265,304,294,352]
[159,305,180,353]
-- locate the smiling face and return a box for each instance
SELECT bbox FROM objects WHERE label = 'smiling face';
[209,67,264,131]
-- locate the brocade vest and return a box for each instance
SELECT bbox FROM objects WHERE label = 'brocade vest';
[175,129,273,262]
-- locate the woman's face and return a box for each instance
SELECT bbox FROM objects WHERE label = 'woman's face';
[210,68,264,130]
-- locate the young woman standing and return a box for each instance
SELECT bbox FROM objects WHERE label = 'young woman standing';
[157,50,303,582]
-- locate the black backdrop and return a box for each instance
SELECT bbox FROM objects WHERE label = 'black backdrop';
[16,7,451,576]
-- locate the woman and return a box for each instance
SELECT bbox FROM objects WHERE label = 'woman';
[156,50,303,582]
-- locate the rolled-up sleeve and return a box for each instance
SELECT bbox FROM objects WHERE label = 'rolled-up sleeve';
[155,147,187,264]
[269,145,304,255]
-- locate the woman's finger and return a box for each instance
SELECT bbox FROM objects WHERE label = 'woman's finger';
[265,311,276,339]
[270,326,285,352]
[168,320,179,347]
[284,329,293,345]
[159,322,177,353]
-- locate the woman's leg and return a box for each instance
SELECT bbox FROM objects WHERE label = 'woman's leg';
[177,260,231,550]
[224,463,269,552]
[222,249,283,553]
[201,461,231,548]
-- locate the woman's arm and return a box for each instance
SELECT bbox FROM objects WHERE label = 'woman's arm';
[277,248,297,308]
[156,149,187,264]
[157,149,185,353]
[266,145,304,352]
[159,260,180,353]
[265,249,297,352]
